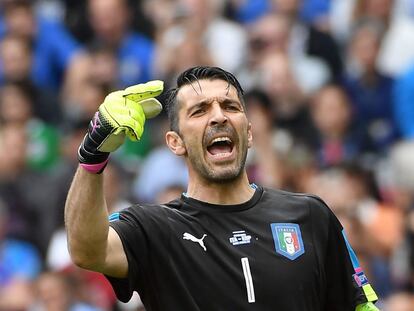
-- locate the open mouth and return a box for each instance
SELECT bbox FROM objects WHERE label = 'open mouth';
[206,137,234,157]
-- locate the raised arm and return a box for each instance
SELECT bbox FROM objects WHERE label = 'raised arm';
[65,81,164,277]
[65,166,129,276]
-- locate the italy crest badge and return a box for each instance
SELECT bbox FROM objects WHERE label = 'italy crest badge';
[270,223,305,260]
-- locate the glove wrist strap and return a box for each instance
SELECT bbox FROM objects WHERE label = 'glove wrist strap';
[78,110,111,174]
[80,158,109,174]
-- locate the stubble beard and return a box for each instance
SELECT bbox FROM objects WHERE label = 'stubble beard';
[187,137,249,184]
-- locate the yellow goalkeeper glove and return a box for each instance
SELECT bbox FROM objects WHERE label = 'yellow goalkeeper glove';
[78,80,163,173]
[356,302,379,311]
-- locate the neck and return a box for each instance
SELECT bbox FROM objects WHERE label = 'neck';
[361,69,378,85]
[186,171,255,205]
[99,30,125,47]
[322,127,347,140]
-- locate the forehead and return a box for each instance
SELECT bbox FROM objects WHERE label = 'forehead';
[177,79,240,109]
[89,0,125,13]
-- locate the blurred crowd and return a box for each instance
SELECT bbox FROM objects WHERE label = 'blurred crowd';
[0,0,413,310]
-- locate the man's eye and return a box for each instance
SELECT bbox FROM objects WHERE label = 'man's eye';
[191,109,205,116]
[226,104,241,111]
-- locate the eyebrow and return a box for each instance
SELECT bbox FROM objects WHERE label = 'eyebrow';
[220,98,242,105]
[187,97,242,115]
[217,98,244,111]
[187,101,209,115]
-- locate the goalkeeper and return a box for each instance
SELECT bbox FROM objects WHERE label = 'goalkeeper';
[65,66,379,310]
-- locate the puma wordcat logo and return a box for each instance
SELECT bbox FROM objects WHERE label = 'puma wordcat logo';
[183,232,207,251]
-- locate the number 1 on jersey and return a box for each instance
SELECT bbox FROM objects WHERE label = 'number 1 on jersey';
[241,257,255,303]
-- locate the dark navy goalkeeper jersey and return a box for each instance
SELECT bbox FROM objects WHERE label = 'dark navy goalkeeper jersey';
[106,186,378,310]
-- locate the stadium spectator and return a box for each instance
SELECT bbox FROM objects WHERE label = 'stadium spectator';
[0,201,41,311]
[270,0,343,78]
[154,0,248,79]
[86,0,154,87]
[64,0,155,95]
[0,34,60,124]
[0,124,61,255]
[62,77,111,127]
[244,89,285,189]
[63,44,118,105]
[260,52,316,146]
[241,12,330,91]
[365,0,414,76]
[0,82,60,171]
[29,271,103,311]
[330,0,414,76]
[0,33,30,83]
[309,84,373,167]
[0,0,81,90]
[154,23,214,88]
[342,18,399,151]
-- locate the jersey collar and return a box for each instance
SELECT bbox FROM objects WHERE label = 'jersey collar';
[180,185,263,213]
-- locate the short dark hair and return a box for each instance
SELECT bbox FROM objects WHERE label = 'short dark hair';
[2,0,32,12]
[165,66,245,133]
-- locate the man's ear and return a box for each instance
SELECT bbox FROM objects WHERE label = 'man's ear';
[166,131,187,156]
[247,122,253,148]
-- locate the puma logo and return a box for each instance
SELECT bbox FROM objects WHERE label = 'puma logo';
[183,232,207,251]
[91,112,101,134]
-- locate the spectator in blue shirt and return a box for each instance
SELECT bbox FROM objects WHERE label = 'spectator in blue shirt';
[342,18,399,151]
[0,34,61,124]
[0,0,81,90]
[86,0,154,87]
[310,84,374,167]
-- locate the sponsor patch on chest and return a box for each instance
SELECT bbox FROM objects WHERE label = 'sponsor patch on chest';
[229,231,252,246]
[270,223,305,260]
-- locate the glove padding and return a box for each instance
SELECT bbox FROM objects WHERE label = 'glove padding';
[78,80,163,171]
[355,302,379,311]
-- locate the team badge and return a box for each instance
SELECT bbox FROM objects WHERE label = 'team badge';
[270,223,305,260]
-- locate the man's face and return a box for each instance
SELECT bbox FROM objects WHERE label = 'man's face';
[174,79,252,183]
[4,5,35,38]
[0,37,31,81]
[88,0,128,42]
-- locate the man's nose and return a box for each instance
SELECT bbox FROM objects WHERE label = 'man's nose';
[209,103,227,125]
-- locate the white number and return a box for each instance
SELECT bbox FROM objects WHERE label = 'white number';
[241,257,255,303]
